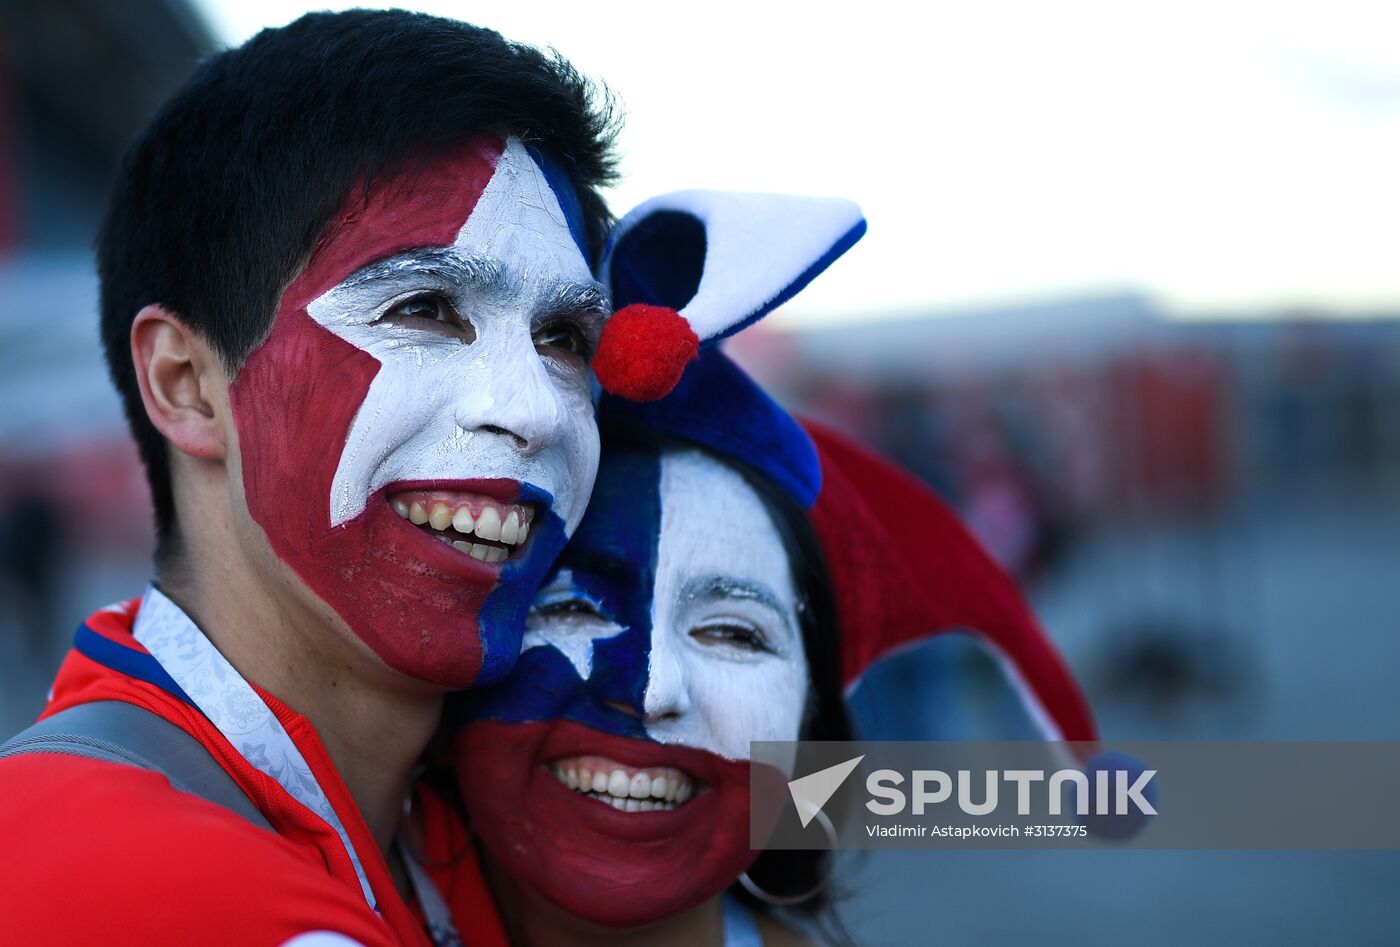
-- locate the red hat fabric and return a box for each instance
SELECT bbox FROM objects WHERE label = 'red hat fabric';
[803,418,1098,743]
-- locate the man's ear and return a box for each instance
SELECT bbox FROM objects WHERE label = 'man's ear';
[131,305,228,461]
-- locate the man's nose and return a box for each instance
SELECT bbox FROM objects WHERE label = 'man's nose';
[453,338,565,454]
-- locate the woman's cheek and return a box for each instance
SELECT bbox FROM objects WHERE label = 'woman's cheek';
[693,657,810,762]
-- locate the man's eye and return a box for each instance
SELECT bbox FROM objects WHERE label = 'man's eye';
[690,623,773,654]
[384,293,467,331]
[533,319,591,360]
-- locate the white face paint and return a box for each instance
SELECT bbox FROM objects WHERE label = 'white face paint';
[643,449,809,761]
[305,137,604,534]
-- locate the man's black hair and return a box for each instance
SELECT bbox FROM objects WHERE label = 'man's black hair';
[97,9,619,556]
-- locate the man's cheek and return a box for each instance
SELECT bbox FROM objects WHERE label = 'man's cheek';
[335,401,431,517]
[231,307,379,547]
[565,394,602,533]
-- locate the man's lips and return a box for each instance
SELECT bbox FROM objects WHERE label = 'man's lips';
[386,483,538,564]
[547,754,696,812]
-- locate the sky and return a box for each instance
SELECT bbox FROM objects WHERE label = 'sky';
[193,1,1400,325]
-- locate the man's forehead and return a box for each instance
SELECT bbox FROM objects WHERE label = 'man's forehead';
[452,138,591,276]
[281,135,589,315]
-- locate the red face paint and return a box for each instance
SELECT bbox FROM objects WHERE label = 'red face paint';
[456,719,786,928]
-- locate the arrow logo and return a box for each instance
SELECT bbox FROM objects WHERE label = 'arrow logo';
[787,755,864,828]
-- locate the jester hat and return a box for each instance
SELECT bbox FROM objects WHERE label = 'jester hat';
[594,189,1096,744]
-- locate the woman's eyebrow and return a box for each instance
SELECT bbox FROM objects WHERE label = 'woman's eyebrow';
[680,574,791,622]
[557,548,635,584]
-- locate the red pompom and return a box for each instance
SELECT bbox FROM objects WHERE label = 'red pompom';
[593,304,699,401]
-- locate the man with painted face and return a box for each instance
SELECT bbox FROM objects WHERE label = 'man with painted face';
[0,10,616,946]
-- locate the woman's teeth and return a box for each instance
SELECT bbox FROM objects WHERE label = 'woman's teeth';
[550,758,695,812]
[388,492,532,563]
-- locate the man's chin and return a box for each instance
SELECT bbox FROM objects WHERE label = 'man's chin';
[300,486,569,688]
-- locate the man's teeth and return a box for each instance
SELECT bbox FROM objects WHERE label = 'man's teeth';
[550,760,695,812]
[389,494,532,563]
[475,505,501,541]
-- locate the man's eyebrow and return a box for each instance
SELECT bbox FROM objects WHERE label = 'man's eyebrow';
[340,248,610,319]
[537,280,611,319]
[533,280,612,344]
[339,247,506,291]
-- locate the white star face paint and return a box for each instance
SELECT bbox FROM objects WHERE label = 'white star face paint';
[644,449,809,760]
[229,135,603,687]
[522,568,628,680]
[501,446,810,759]
[306,137,601,535]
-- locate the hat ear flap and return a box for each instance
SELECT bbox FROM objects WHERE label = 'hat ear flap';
[609,209,708,313]
[596,190,865,401]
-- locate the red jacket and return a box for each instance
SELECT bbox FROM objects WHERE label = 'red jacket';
[0,598,508,947]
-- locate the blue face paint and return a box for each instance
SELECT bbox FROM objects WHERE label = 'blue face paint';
[525,144,590,260]
[473,482,571,685]
[457,447,664,734]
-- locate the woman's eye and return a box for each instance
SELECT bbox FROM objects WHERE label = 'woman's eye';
[533,319,590,360]
[384,293,465,330]
[690,623,773,654]
[533,597,608,622]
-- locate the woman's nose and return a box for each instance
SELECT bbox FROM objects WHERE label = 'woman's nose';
[642,647,693,725]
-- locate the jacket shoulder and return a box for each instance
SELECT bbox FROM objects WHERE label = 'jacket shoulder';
[0,753,396,947]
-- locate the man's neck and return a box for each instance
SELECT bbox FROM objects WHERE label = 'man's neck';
[159,560,443,856]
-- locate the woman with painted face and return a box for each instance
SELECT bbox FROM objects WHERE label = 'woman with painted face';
[453,437,845,942]
[438,351,1101,946]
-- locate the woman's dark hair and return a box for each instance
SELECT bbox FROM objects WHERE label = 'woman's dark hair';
[725,451,857,947]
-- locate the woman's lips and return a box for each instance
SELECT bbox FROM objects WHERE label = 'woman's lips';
[522,722,742,842]
[458,720,757,925]
[547,754,696,812]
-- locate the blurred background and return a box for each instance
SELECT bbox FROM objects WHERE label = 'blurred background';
[0,1,1396,943]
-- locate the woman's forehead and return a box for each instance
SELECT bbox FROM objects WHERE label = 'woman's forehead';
[560,445,795,609]
[581,445,771,540]
[655,449,788,584]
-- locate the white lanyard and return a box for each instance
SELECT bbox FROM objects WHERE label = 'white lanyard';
[133,586,464,945]
[401,842,462,947]
[133,585,377,908]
